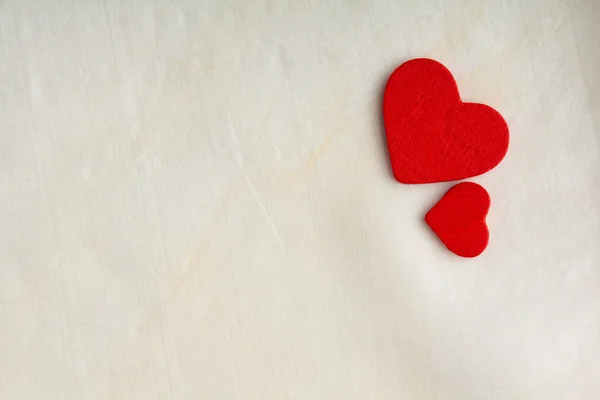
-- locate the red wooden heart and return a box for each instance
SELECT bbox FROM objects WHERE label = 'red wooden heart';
[425,182,490,258]
[383,58,509,184]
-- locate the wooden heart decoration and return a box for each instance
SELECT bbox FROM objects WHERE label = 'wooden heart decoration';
[425,182,490,258]
[383,58,509,184]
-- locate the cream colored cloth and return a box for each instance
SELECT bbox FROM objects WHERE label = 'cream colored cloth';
[1,0,599,398]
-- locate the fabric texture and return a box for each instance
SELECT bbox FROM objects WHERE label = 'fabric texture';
[383,58,509,184]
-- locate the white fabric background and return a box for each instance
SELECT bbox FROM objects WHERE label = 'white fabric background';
[1,0,599,398]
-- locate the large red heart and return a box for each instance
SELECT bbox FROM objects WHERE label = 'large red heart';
[425,182,490,258]
[383,58,509,184]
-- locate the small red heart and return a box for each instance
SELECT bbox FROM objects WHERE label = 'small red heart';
[425,182,490,258]
[383,58,509,184]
